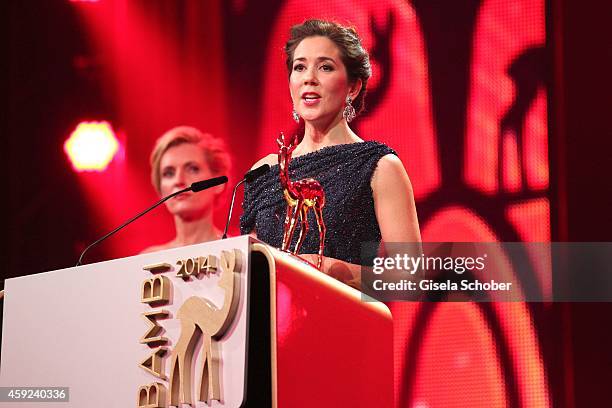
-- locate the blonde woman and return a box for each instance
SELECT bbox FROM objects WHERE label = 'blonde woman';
[142,126,231,253]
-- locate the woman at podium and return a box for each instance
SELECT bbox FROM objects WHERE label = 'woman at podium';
[142,126,232,253]
[240,20,420,283]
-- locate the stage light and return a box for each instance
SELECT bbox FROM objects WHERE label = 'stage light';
[64,121,119,172]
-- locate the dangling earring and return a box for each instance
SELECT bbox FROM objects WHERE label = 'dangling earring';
[292,107,300,123]
[343,96,356,123]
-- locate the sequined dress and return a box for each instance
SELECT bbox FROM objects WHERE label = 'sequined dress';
[240,141,397,265]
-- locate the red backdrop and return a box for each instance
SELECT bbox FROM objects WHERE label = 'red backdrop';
[71,0,553,406]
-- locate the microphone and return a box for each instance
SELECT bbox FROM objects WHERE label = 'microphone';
[191,176,229,192]
[76,175,228,267]
[244,163,270,182]
[222,164,271,239]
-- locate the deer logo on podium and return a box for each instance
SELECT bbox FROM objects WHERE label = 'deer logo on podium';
[168,249,241,405]
[277,132,327,269]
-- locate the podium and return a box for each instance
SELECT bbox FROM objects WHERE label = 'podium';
[0,236,392,407]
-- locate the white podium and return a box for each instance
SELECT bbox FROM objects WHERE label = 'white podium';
[1,236,393,407]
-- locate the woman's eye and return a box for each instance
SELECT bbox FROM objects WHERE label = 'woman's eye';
[162,168,175,178]
[293,64,305,71]
[187,164,200,174]
[320,64,333,71]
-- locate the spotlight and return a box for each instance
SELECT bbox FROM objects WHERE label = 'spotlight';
[64,121,119,172]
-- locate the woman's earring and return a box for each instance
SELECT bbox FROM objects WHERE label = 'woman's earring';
[343,96,356,123]
[292,107,300,123]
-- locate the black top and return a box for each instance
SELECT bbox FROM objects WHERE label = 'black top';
[240,141,397,265]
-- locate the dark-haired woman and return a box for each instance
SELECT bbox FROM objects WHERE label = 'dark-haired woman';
[241,20,420,284]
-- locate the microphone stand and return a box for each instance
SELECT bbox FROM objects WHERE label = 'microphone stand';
[76,176,227,266]
[76,188,188,267]
[221,164,270,239]
[222,179,245,239]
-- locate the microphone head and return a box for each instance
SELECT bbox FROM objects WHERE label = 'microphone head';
[191,176,228,192]
[244,164,271,183]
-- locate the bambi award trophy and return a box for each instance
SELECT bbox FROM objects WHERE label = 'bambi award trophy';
[276,132,326,270]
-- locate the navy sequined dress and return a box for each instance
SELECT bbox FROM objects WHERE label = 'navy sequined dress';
[240,141,396,265]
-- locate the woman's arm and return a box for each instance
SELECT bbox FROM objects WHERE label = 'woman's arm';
[371,154,421,244]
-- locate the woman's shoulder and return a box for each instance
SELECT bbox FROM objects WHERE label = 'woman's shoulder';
[376,151,403,167]
[332,140,396,158]
[358,140,399,165]
[371,152,412,191]
[366,140,396,153]
[345,140,399,173]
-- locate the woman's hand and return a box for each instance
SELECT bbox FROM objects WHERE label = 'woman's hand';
[298,254,361,289]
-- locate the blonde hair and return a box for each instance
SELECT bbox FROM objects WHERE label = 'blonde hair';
[150,126,231,194]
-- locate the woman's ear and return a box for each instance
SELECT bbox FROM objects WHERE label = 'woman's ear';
[349,78,363,101]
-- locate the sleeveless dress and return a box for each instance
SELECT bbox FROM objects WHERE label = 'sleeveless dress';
[240,141,397,265]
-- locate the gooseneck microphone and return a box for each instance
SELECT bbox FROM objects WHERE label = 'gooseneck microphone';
[76,175,228,267]
[222,164,271,239]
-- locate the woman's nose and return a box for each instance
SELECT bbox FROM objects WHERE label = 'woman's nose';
[303,66,319,85]
[174,169,187,187]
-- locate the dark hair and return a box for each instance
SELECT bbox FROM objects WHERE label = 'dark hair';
[284,19,371,115]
